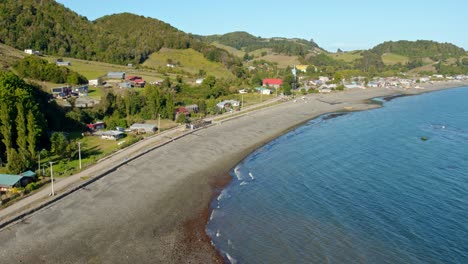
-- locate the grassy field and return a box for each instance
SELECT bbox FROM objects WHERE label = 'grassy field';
[0,43,24,70]
[212,42,246,58]
[330,51,362,62]
[143,48,234,79]
[382,53,410,65]
[253,53,301,68]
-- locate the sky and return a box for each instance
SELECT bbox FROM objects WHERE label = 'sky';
[55,0,468,52]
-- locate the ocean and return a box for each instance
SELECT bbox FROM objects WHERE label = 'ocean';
[207,87,468,264]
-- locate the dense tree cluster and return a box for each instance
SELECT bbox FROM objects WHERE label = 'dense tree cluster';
[371,40,466,60]
[0,72,47,173]
[202,31,320,56]
[0,1,240,73]
[13,56,87,84]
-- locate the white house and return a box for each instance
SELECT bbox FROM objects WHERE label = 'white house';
[255,87,271,95]
[89,78,103,86]
[24,49,40,55]
[195,78,204,85]
[239,89,248,94]
[129,123,157,133]
[319,76,330,83]
[216,100,240,109]
[101,131,125,140]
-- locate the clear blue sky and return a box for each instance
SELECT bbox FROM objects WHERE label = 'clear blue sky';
[56,0,468,52]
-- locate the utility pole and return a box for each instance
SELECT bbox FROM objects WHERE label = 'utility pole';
[158,114,161,134]
[49,161,55,196]
[77,142,82,170]
[38,149,45,176]
[241,94,244,110]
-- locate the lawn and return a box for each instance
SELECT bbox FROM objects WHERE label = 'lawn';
[330,51,362,62]
[212,42,245,58]
[382,53,409,65]
[143,48,234,79]
[253,54,301,68]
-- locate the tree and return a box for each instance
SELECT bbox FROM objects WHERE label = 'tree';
[6,149,27,174]
[176,113,187,123]
[50,132,68,156]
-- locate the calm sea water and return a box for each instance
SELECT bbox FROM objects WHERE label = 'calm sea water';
[207,87,468,264]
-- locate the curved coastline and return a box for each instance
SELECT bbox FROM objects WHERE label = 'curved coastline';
[204,81,468,263]
[0,82,466,263]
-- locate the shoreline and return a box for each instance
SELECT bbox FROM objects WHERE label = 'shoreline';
[0,81,466,263]
[199,81,468,263]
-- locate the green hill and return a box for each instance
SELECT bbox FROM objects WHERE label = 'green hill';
[143,48,234,78]
[201,31,321,56]
[371,40,466,60]
[0,0,240,71]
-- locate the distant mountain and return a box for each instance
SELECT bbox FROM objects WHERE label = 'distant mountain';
[200,31,321,56]
[0,0,240,69]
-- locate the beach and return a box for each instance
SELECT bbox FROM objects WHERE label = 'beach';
[0,81,466,263]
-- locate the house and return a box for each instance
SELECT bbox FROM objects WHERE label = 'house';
[119,82,133,89]
[24,49,40,55]
[367,81,380,88]
[126,76,146,88]
[74,85,88,96]
[89,78,103,86]
[101,131,125,140]
[0,171,37,193]
[185,104,199,113]
[255,87,271,95]
[167,64,176,68]
[51,86,72,98]
[319,76,330,83]
[195,78,204,85]
[175,107,190,118]
[216,100,240,109]
[238,89,248,94]
[262,79,283,88]
[107,72,126,79]
[56,61,71,66]
[129,123,157,134]
[87,121,106,131]
[296,65,309,73]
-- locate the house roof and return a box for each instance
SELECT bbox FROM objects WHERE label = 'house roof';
[0,174,22,187]
[262,79,283,85]
[101,131,125,137]
[20,170,36,178]
[130,123,157,130]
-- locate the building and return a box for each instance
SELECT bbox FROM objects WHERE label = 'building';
[0,171,37,193]
[126,76,146,88]
[51,86,72,98]
[89,78,103,86]
[56,61,71,66]
[185,104,199,113]
[119,82,133,89]
[87,121,106,131]
[255,87,272,95]
[74,85,88,96]
[216,100,240,109]
[107,72,126,79]
[129,123,157,134]
[296,65,309,73]
[101,131,125,140]
[195,78,204,85]
[262,79,283,88]
[24,49,40,55]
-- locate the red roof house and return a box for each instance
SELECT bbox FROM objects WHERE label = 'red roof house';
[262,79,283,88]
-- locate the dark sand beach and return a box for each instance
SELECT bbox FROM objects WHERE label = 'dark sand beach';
[0,81,466,263]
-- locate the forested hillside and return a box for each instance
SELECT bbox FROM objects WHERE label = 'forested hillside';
[0,0,240,69]
[202,31,321,56]
[371,40,466,60]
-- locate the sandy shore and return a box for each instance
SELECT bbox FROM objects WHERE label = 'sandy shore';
[0,81,466,263]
